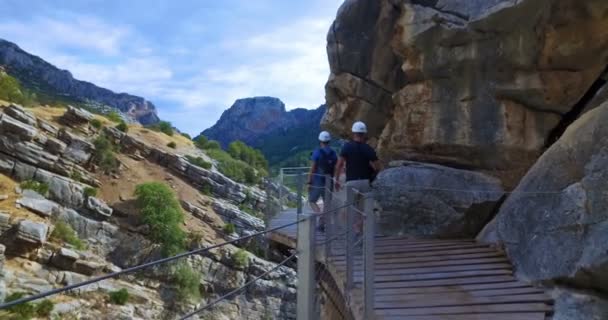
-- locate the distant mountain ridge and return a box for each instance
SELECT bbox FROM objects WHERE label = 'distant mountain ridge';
[200,97,326,168]
[0,39,159,124]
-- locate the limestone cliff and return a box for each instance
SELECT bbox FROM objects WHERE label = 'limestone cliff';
[323,0,608,176]
[0,102,295,319]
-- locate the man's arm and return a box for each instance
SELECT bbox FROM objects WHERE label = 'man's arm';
[370,160,381,173]
[307,162,317,185]
[334,156,345,190]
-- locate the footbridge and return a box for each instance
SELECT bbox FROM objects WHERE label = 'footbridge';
[269,168,554,320]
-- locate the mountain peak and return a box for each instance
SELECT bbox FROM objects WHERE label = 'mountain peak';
[0,38,159,125]
[201,97,325,149]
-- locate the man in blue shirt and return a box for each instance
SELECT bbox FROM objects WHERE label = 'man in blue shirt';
[307,131,337,219]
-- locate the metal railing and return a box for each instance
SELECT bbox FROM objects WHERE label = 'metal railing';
[1,169,376,320]
[290,172,377,320]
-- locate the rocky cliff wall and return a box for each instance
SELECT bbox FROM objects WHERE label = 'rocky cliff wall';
[324,0,608,176]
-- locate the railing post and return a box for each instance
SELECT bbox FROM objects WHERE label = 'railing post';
[364,195,375,319]
[279,169,283,208]
[296,214,315,320]
[324,174,333,260]
[345,186,355,291]
[296,173,304,217]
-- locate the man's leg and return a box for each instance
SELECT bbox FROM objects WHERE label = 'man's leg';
[308,186,325,231]
[346,180,371,235]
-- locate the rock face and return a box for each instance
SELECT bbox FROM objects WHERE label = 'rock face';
[478,101,608,318]
[324,0,608,174]
[374,162,503,237]
[0,39,159,125]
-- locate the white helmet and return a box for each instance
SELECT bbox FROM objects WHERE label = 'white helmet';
[318,131,331,142]
[351,121,367,133]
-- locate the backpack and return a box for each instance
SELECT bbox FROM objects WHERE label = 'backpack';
[317,148,335,177]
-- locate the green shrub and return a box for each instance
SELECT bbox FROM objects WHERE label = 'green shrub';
[203,140,221,150]
[90,118,103,129]
[106,111,122,123]
[83,187,98,198]
[205,149,264,185]
[181,133,192,140]
[227,141,268,172]
[185,155,212,169]
[108,289,129,305]
[167,141,177,149]
[51,221,87,250]
[188,231,203,245]
[92,134,118,173]
[232,249,249,269]
[223,223,236,235]
[116,121,128,133]
[173,263,200,301]
[70,170,83,182]
[194,136,208,149]
[200,183,212,196]
[5,292,35,319]
[134,182,186,257]
[20,180,49,196]
[0,73,36,107]
[34,300,54,317]
[151,121,174,136]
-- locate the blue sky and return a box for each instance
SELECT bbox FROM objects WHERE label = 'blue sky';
[0,0,343,135]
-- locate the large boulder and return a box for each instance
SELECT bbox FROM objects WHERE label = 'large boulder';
[551,288,608,320]
[373,162,503,237]
[4,104,37,127]
[16,220,49,245]
[323,0,608,176]
[0,113,38,141]
[479,101,608,293]
[16,190,61,217]
[60,105,93,131]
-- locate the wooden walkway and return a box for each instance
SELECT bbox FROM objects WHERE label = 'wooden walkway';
[269,210,553,320]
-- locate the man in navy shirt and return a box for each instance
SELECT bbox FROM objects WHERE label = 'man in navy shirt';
[307,131,337,216]
[335,121,380,234]
[335,121,380,192]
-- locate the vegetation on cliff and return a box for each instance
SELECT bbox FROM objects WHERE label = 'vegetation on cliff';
[134,182,186,257]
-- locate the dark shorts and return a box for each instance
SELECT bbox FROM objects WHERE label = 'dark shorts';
[308,185,324,203]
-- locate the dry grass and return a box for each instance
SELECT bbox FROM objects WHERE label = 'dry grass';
[129,124,195,153]
[0,174,47,222]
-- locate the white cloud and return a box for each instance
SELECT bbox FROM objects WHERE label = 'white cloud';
[0,15,130,56]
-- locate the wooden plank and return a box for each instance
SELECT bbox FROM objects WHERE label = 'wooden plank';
[374,293,552,309]
[375,275,518,289]
[374,281,532,296]
[335,257,509,271]
[375,303,552,316]
[330,247,496,259]
[373,241,477,249]
[378,312,548,320]
[372,244,492,254]
[343,269,513,283]
[350,263,512,276]
[374,287,546,300]
[330,252,505,265]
